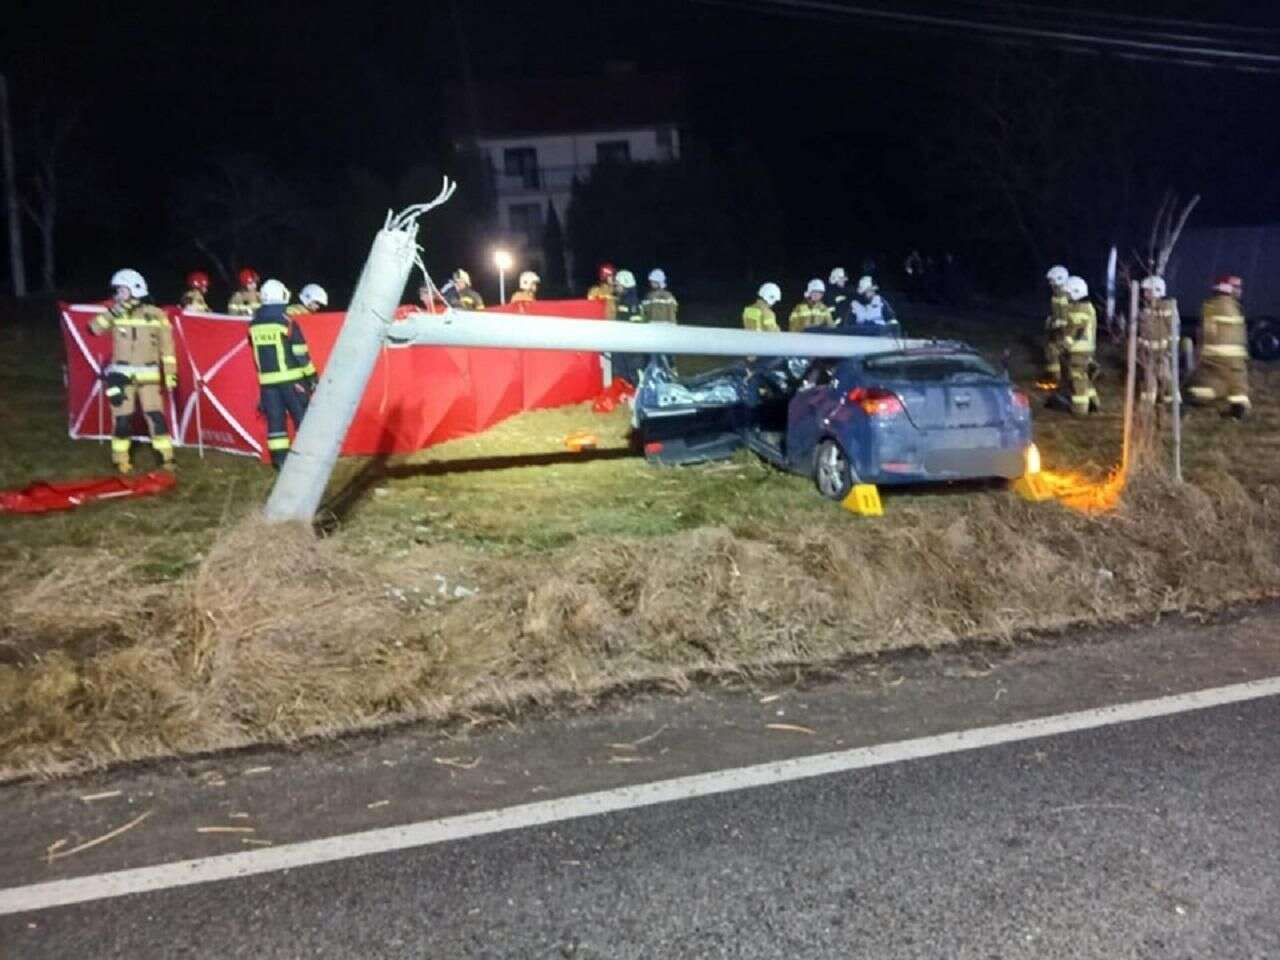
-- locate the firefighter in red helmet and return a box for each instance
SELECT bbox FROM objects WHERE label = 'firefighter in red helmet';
[587,262,617,320]
[181,271,212,312]
[227,267,261,316]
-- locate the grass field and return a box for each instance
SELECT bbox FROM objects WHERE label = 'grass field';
[2,298,1278,779]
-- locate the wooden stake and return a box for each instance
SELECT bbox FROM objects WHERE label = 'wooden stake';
[1170,299,1183,482]
[1121,281,1139,475]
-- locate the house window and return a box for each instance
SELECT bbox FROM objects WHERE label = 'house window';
[656,127,675,161]
[596,140,631,164]
[503,147,539,189]
[509,202,544,239]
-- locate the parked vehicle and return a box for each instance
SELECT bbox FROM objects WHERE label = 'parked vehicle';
[633,343,1035,500]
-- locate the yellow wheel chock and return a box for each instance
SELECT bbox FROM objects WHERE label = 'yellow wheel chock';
[841,483,883,516]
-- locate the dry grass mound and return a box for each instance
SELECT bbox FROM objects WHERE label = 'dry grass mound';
[3,467,1280,781]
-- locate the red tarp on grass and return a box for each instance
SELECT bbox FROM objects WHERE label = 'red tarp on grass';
[60,299,606,462]
[0,471,177,514]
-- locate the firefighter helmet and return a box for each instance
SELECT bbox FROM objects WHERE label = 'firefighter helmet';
[260,279,291,305]
[598,262,616,282]
[829,267,847,286]
[648,268,667,288]
[856,275,877,295]
[758,282,782,306]
[1213,274,1243,296]
[186,271,210,293]
[1065,276,1089,301]
[299,283,328,309]
[452,268,471,288]
[518,270,540,291]
[110,268,148,298]
[1046,264,1069,286]
[238,267,260,289]
[1140,275,1166,299]
[805,278,826,297]
[615,269,636,289]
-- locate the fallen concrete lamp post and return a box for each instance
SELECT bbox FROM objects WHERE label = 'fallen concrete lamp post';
[265,181,932,524]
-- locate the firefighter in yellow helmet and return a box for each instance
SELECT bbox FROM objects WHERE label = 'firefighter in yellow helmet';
[227,267,261,316]
[1137,275,1174,407]
[250,279,317,468]
[1043,265,1070,383]
[743,283,782,332]
[1188,274,1249,419]
[1062,275,1098,416]
[510,270,539,304]
[789,279,834,331]
[642,268,679,324]
[90,269,178,473]
[587,262,617,320]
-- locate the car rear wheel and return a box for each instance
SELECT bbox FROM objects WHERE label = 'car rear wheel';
[814,439,855,501]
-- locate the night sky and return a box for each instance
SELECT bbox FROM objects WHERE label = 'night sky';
[4,0,1280,298]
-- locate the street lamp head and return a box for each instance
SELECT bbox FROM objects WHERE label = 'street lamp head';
[493,249,513,271]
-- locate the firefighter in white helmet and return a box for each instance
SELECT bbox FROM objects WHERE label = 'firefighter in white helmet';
[1188,274,1249,419]
[826,267,851,322]
[1043,265,1070,383]
[642,268,678,324]
[510,270,540,304]
[442,268,484,310]
[743,283,782,332]
[1061,275,1098,416]
[250,279,317,468]
[850,275,897,329]
[90,269,179,474]
[1137,275,1174,407]
[789,279,833,331]
[288,283,329,316]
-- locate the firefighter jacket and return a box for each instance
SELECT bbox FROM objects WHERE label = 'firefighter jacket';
[826,286,852,323]
[1064,299,1096,355]
[510,290,535,304]
[587,282,617,320]
[181,288,211,312]
[642,289,679,324]
[616,288,643,323]
[1199,293,1248,360]
[90,300,178,388]
[851,295,896,324]
[1138,298,1175,351]
[442,281,484,310]
[1047,290,1069,338]
[228,290,261,316]
[285,304,312,318]
[788,301,833,331]
[249,303,316,385]
[742,299,779,333]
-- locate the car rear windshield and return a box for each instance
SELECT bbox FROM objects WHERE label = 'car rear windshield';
[863,353,1001,381]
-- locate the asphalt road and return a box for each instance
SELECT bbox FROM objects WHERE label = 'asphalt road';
[3,609,1279,958]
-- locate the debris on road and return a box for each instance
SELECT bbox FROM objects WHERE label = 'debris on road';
[434,756,481,770]
[197,826,256,834]
[766,723,816,735]
[79,790,123,803]
[46,809,153,863]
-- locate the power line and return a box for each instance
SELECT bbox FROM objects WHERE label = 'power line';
[690,0,1280,72]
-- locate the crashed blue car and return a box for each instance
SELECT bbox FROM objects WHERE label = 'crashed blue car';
[633,344,1034,500]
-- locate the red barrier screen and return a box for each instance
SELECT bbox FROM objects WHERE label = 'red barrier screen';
[60,299,606,460]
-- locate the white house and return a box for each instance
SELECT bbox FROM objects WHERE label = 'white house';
[450,72,683,283]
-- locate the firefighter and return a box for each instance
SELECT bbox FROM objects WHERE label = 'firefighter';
[1062,275,1098,416]
[180,271,211,312]
[287,283,329,317]
[850,275,897,326]
[587,262,617,320]
[789,279,833,331]
[1043,265,1070,383]
[827,267,851,322]
[1137,276,1174,407]
[612,270,645,384]
[1188,274,1249,419]
[642,268,678,324]
[510,270,540,303]
[227,267,261,316]
[90,269,178,474]
[743,283,782,332]
[249,279,316,468]
[442,269,485,310]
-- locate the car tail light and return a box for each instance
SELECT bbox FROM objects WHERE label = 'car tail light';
[644,441,664,456]
[848,387,903,416]
[1010,389,1030,411]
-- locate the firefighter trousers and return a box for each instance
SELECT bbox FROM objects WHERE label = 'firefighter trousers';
[1067,353,1097,414]
[109,380,173,471]
[260,382,311,468]
[1187,357,1249,409]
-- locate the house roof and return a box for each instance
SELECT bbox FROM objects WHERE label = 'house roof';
[447,74,683,141]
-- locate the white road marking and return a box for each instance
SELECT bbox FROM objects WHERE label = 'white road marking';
[2,676,1278,916]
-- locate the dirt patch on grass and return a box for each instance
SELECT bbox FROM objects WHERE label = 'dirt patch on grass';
[3,468,1279,780]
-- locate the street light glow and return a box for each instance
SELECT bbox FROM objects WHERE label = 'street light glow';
[493,249,513,271]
